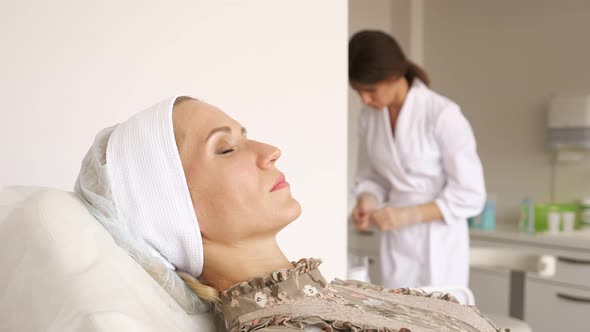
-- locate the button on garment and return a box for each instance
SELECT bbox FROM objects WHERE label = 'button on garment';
[354,79,486,289]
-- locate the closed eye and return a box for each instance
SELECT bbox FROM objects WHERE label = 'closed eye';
[220,148,234,155]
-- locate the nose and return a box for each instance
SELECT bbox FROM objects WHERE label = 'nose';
[256,141,281,169]
[360,92,372,105]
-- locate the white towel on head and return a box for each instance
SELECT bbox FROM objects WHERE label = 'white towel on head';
[107,96,203,277]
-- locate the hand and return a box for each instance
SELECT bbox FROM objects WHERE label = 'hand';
[370,205,423,231]
[352,193,378,230]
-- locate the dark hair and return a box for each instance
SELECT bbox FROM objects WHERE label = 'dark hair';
[349,30,430,86]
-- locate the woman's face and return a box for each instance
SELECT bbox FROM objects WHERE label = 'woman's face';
[172,99,301,244]
[350,76,403,110]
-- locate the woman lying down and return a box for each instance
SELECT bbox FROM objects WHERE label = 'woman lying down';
[75,96,505,332]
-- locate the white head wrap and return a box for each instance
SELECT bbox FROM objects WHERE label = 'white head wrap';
[107,97,203,277]
[75,96,209,313]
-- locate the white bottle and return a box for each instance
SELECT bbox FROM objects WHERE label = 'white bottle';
[562,211,576,232]
[547,211,561,234]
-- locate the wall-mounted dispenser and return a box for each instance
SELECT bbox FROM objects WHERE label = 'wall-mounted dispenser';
[548,93,590,150]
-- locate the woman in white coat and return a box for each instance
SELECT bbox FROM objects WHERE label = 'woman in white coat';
[349,30,486,291]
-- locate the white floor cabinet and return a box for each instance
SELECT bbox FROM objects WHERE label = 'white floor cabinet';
[349,226,590,332]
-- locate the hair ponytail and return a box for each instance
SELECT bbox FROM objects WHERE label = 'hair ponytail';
[177,272,220,303]
[405,60,430,86]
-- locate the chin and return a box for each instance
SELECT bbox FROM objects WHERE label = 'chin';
[275,198,302,227]
[289,199,302,219]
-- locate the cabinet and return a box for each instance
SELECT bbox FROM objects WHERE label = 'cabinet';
[348,226,381,284]
[349,226,590,332]
[469,267,510,314]
[470,228,590,332]
[524,279,590,331]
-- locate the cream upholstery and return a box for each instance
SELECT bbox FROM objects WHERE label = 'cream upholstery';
[0,187,216,331]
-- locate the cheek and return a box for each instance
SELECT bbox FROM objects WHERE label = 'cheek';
[233,163,257,183]
[192,156,257,195]
[380,88,395,103]
[189,160,261,232]
[219,158,259,200]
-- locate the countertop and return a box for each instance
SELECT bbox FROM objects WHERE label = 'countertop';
[470,224,590,252]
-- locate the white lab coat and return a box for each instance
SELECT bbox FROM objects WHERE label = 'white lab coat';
[354,79,486,290]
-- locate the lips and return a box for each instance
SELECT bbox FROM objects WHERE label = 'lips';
[270,173,289,192]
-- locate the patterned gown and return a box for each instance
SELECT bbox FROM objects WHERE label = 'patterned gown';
[215,259,506,332]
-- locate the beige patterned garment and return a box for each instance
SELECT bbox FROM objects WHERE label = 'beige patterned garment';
[216,259,506,332]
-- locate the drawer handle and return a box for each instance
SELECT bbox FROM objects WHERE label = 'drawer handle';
[557,257,590,265]
[358,230,376,236]
[556,293,590,304]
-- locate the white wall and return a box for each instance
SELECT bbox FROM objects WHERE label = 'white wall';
[0,0,348,280]
[348,0,410,209]
[424,0,590,222]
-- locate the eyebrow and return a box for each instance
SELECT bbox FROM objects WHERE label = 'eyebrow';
[205,126,247,142]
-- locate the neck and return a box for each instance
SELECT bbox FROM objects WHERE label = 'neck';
[388,77,410,112]
[199,236,292,292]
